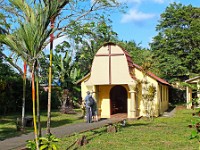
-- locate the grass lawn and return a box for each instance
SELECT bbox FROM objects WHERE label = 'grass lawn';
[58,107,198,150]
[0,109,84,141]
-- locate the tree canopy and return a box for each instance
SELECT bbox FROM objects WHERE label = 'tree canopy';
[150,3,200,82]
[0,0,124,75]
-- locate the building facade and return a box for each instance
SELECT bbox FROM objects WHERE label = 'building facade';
[77,43,169,118]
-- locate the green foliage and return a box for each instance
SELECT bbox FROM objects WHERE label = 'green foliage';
[26,139,37,150]
[142,82,156,119]
[150,2,200,83]
[73,16,118,76]
[40,134,60,150]
[188,108,200,150]
[39,88,61,110]
[0,60,27,114]
[168,86,185,104]
[52,44,82,105]
[118,40,150,66]
[0,0,10,34]
[26,134,60,150]
[147,84,157,98]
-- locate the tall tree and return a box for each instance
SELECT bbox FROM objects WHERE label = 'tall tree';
[118,40,150,66]
[1,0,124,141]
[0,0,64,148]
[73,17,118,76]
[150,3,200,82]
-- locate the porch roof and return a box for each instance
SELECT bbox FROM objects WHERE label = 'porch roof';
[185,76,200,84]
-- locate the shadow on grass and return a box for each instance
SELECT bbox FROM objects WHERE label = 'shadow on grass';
[0,127,22,141]
[0,119,14,125]
[40,119,73,128]
[0,111,83,141]
[131,123,149,127]
[40,116,84,128]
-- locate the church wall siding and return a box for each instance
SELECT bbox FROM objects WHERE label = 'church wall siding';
[135,68,160,116]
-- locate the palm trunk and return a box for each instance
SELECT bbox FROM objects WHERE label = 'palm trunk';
[31,66,39,150]
[21,61,27,130]
[47,17,55,134]
[36,70,41,137]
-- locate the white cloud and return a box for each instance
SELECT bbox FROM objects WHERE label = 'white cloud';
[152,0,165,4]
[121,9,155,23]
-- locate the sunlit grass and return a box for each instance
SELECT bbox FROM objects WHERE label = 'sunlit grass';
[58,108,198,150]
[1,108,199,149]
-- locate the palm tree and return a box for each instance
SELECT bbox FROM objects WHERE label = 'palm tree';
[0,1,68,148]
[44,0,70,135]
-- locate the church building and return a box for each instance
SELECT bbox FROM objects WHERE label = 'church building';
[77,42,169,118]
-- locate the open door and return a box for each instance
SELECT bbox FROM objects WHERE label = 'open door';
[110,85,127,114]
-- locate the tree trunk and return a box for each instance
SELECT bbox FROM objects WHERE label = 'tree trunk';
[47,17,55,135]
[21,61,27,130]
[36,71,41,137]
[31,66,39,150]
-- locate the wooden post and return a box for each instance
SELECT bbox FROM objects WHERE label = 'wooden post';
[186,86,192,109]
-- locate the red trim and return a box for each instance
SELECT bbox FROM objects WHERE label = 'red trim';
[23,61,27,79]
[132,63,170,85]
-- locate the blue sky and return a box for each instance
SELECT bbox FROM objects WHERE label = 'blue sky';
[110,0,200,48]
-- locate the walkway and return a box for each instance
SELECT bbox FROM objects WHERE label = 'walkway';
[0,107,176,150]
[0,118,124,150]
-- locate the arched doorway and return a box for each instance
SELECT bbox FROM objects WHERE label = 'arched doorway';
[110,85,127,114]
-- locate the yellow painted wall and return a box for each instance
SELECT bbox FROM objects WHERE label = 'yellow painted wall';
[81,68,169,118]
[81,81,131,118]
[136,82,142,116]
[134,68,169,116]
[98,85,130,118]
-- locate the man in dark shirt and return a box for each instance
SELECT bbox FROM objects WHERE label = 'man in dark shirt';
[84,91,92,123]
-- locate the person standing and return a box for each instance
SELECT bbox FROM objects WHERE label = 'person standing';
[91,96,98,122]
[84,91,92,123]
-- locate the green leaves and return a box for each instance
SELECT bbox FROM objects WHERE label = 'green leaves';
[151,2,200,82]
[26,139,37,150]
[26,134,60,150]
[40,134,60,150]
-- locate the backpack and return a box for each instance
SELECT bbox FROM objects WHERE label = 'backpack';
[88,96,94,107]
